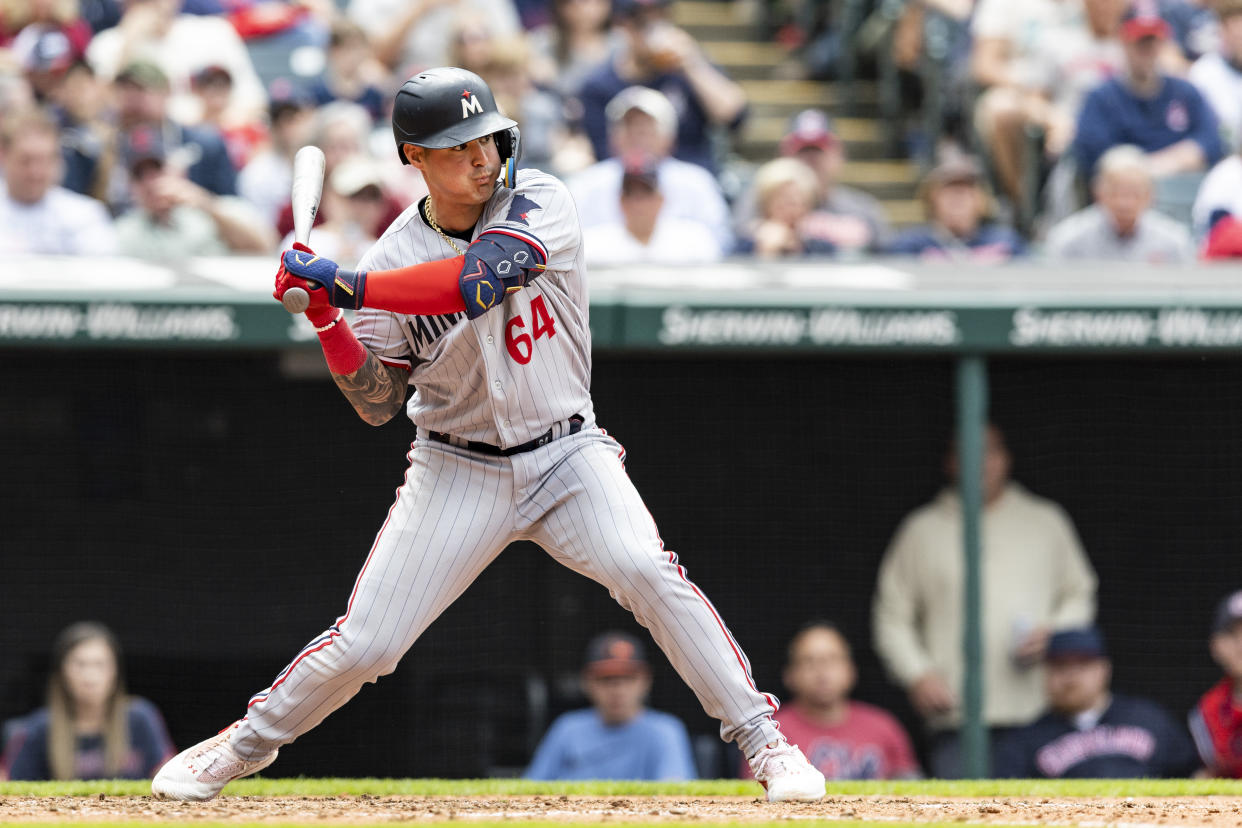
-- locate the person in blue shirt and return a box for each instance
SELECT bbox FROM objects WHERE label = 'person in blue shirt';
[886,154,1027,261]
[1,622,175,781]
[1072,1,1223,181]
[525,631,697,780]
[994,627,1198,778]
[576,0,746,173]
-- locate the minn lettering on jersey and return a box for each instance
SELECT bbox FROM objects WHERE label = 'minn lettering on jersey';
[408,312,465,351]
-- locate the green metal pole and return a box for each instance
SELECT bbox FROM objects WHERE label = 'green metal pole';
[956,355,988,778]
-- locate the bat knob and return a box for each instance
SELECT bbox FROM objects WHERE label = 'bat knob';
[282,287,310,314]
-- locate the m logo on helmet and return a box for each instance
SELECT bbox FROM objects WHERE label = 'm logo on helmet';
[461,89,484,119]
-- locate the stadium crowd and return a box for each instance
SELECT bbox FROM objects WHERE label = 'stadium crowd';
[4,0,1242,263]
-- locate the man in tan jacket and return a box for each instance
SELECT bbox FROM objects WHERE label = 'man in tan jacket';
[872,424,1097,778]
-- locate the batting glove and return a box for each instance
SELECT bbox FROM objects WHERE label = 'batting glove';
[280,246,369,310]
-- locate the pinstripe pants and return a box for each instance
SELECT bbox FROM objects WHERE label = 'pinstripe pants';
[232,425,782,762]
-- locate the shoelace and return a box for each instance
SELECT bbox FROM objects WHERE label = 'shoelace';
[749,742,802,780]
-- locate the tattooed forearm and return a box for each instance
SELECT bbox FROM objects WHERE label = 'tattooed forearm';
[332,351,408,426]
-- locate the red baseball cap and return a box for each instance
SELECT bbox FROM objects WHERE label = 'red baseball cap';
[1120,1,1171,41]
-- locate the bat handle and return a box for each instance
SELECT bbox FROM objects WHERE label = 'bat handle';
[282,286,310,314]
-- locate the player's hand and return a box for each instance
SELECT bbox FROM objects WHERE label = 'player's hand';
[278,245,368,310]
[909,672,957,718]
[271,243,327,310]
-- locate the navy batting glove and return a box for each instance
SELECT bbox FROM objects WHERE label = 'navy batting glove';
[281,248,368,310]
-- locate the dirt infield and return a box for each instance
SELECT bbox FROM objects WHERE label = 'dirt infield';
[3,794,1242,825]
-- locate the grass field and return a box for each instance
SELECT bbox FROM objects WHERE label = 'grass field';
[4,778,1242,827]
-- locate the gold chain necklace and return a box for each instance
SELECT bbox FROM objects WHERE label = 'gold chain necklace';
[423,196,464,256]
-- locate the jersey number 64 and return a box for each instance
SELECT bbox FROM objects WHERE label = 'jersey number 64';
[505,294,558,364]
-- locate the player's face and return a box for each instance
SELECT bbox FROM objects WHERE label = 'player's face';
[1211,623,1242,680]
[584,669,651,726]
[4,130,61,204]
[783,627,856,710]
[62,637,118,711]
[409,135,500,208]
[1045,656,1111,716]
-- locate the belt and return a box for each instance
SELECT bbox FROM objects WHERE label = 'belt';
[427,415,584,456]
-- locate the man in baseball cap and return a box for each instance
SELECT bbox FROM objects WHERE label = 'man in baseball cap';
[1190,590,1242,777]
[525,631,697,780]
[1072,0,1222,179]
[994,626,1197,778]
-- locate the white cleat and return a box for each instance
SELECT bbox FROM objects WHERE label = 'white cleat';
[748,740,826,802]
[151,721,278,801]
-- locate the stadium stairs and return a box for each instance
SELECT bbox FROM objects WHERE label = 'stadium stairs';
[673,0,923,229]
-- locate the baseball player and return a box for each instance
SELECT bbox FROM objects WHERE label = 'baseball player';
[150,67,825,803]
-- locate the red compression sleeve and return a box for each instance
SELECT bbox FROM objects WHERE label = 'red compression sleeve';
[363,255,467,314]
[317,315,368,375]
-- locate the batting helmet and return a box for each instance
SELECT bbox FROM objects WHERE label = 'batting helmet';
[391,67,521,176]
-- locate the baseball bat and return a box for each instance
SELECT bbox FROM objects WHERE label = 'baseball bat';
[281,145,327,314]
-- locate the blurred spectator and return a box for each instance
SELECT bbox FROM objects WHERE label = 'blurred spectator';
[525,631,697,780]
[1190,589,1242,777]
[86,0,267,126]
[13,25,77,103]
[1044,144,1194,260]
[886,155,1028,261]
[349,0,521,73]
[735,109,890,255]
[1189,0,1242,150]
[278,154,385,267]
[447,10,498,75]
[52,58,113,200]
[477,34,578,174]
[275,101,404,240]
[0,622,174,780]
[1201,209,1242,257]
[735,157,838,258]
[108,60,238,208]
[0,108,117,254]
[1072,1,1223,180]
[578,0,747,173]
[970,0,1097,204]
[1160,0,1221,66]
[238,83,315,229]
[1191,142,1242,238]
[307,19,387,123]
[113,123,274,257]
[581,152,722,265]
[738,622,920,782]
[0,0,93,59]
[190,65,266,169]
[527,0,618,102]
[568,86,732,252]
[873,423,1097,778]
[994,627,1199,778]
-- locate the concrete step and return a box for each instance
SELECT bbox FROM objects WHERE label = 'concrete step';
[881,198,924,227]
[738,79,878,114]
[838,160,921,200]
[737,114,889,160]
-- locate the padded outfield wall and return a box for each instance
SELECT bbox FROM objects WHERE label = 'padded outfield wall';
[3,258,1241,778]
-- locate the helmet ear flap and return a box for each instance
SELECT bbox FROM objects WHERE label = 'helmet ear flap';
[496,126,522,188]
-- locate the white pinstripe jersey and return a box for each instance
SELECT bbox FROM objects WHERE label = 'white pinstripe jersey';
[352,169,594,448]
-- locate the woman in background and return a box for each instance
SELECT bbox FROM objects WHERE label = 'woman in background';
[1,622,174,780]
